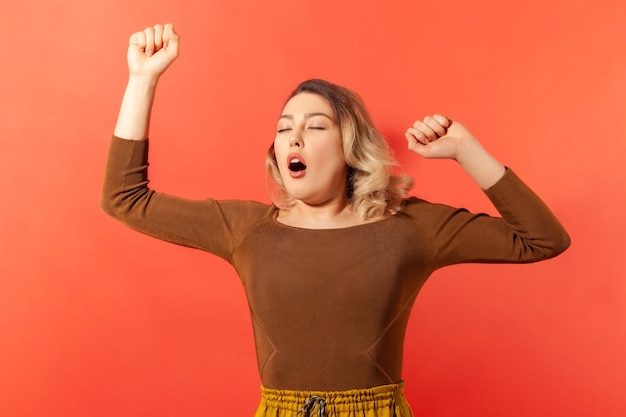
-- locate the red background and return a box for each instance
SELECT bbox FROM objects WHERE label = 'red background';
[1,1,625,416]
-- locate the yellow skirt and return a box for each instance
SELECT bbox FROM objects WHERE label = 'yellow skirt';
[254,382,414,417]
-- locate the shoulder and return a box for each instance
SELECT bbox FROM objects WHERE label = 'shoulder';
[211,200,276,223]
[394,196,477,236]
[397,196,459,218]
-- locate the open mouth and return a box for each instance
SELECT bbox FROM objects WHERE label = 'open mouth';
[289,158,306,172]
[287,155,307,177]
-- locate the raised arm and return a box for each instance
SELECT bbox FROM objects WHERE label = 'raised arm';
[114,23,179,140]
[102,24,276,265]
[404,115,570,262]
[102,25,235,260]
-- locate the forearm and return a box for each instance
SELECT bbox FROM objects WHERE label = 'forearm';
[406,116,506,189]
[113,75,159,140]
[455,138,506,190]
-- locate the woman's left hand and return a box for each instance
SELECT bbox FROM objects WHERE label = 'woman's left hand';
[405,115,477,160]
[406,115,506,189]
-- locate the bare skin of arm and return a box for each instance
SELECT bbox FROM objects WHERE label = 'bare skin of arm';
[114,23,179,141]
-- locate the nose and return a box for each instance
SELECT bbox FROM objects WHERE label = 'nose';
[289,129,303,148]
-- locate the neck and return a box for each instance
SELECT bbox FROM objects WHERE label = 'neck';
[277,197,362,229]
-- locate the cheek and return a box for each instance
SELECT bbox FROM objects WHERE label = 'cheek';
[273,138,286,161]
[272,143,292,179]
[325,139,346,165]
[317,147,347,181]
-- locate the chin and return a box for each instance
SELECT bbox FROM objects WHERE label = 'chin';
[284,189,320,205]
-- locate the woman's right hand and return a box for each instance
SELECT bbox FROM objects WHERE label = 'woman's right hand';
[113,24,179,139]
[127,23,179,79]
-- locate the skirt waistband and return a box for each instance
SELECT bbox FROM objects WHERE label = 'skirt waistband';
[259,382,406,413]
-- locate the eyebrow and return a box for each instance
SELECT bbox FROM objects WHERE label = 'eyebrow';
[279,112,335,121]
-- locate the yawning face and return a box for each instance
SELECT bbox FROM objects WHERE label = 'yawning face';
[274,92,348,206]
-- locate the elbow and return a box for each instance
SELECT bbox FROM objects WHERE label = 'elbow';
[100,193,115,218]
[540,228,571,260]
[552,229,571,257]
[517,227,571,262]
[100,184,132,221]
[100,184,152,222]
[100,189,122,220]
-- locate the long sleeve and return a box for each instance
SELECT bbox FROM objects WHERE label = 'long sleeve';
[403,169,571,268]
[100,136,271,263]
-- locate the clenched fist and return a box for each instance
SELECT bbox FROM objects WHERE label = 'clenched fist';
[405,115,479,161]
[127,23,179,79]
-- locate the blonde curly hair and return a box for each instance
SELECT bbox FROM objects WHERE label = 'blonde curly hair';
[266,79,413,220]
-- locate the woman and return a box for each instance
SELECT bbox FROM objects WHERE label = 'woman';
[102,24,570,417]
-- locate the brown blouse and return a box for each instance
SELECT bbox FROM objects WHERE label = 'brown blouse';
[101,136,570,391]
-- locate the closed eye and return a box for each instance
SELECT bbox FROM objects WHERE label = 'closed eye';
[277,128,292,133]
[308,127,326,130]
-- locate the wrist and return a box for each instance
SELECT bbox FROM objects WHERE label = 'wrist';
[454,137,482,165]
[455,138,505,189]
[127,74,160,91]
